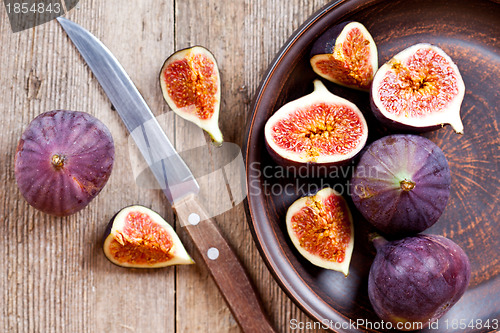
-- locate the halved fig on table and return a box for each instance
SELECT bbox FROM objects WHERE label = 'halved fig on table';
[160,46,223,144]
[264,79,368,173]
[286,187,354,276]
[371,43,465,133]
[350,134,451,235]
[15,110,115,216]
[310,21,378,91]
[103,205,193,268]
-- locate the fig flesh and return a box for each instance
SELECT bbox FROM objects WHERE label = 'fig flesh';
[264,79,368,171]
[286,187,354,276]
[368,234,470,330]
[350,134,451,235]
[371,43,465,133]
[310,21,378,91]
[103,205,193,268]
[160,46,223,144]
[15,110,115,216]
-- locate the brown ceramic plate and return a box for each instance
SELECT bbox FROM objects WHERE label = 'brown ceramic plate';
[244,0,499,332]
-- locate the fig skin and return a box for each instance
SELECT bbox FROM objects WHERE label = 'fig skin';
[103,205,193,268]
[286,187,354,276]
[310,21,378,91]
[14,110,115,217]
[159,45,223,145]
[264,79,368,176]
[370,43,465,134]
[350,134,451,236]
[368,234,471,330]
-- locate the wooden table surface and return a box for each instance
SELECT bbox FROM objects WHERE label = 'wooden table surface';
[0,1,332,332]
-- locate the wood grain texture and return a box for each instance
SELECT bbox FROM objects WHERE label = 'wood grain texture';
[0,0,331,332]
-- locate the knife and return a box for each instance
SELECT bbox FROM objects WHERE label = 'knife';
[57,17,276,333]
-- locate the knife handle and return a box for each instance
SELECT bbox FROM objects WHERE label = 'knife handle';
[173,194,277,333]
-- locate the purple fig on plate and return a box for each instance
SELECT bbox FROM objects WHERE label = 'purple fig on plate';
[15,110,115,216]
[371,43,465,133]
[369,234,470,330]
[350,134,450,235]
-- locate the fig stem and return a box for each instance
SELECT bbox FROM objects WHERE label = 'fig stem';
[400,179,416,191]
[51,154,66,170]
[370,233,388,251]
[209,127,224,146]
[312,79,328,92]
[449,115,464,134]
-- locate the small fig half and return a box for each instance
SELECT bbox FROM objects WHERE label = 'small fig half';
[310,21,378,91]
[264,79,368,171]
[103,205,193,268]
[371,43,465,133]
[286,187,354,276]
[350,134,451,235]
[15,110,115,216]
[160,46,223,144]
[369,234,470,330]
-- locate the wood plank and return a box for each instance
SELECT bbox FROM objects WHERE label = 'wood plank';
[1,1,177,332]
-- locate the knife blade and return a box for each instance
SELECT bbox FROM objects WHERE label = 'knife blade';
[55,17,198,205]
[57,17,276,333]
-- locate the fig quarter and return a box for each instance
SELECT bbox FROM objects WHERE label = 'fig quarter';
[103,205,193,268]
[159,46,224,145]
[310,21,378,91]
[286,187,354,276]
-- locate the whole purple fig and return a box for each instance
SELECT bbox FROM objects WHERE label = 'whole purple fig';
[368,234,471,331]
[15,110,115,216]
[350,134,451,235]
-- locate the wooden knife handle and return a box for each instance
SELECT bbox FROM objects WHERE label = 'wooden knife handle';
[173,194,277,333]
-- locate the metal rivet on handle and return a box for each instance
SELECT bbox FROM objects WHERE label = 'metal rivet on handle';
[207,247,219,260]
[188,213,200,225]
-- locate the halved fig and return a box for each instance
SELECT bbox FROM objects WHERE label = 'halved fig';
[264,80,368,171]
[310,21,378,91]
[371,43,465,133]
[160,46,223,144]
[15,110,115,216]
[350,134,451,235]
[286,187,354,276]
[103,205,193,268]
